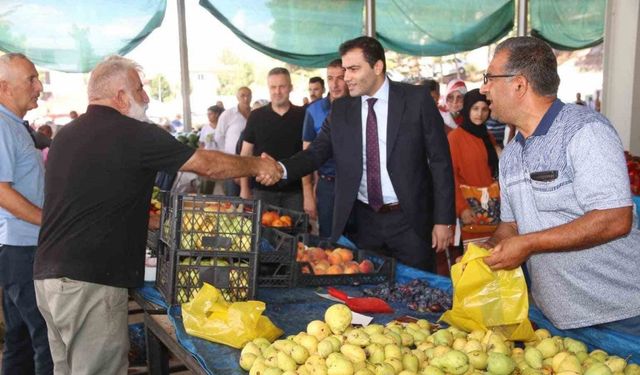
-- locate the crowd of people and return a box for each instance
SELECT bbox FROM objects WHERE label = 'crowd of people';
[0,34,638,374]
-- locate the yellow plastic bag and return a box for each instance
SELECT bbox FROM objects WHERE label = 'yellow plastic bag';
[182,283,283,348]
[441,243,536,341]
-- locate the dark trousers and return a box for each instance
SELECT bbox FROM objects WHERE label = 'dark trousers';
[594,314,640,335]
[353,201,435,272]
[0,245,53,375]
[253,189,303,212]
[223,179,240,196]
[316,176,335,238]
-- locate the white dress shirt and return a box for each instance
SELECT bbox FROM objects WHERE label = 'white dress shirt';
[214,106,248,155]
[358,77,399,205]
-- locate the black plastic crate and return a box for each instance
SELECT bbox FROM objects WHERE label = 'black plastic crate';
[260,204,309,234]
[160,194,261,253]
[156,194,261,305]
[257,227,297,288]
[156,243,258,304]
[293,234,395,287]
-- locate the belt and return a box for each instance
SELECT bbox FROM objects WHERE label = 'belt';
[319,175,336,182]
[378,203,401,213]
[357,200,401,213]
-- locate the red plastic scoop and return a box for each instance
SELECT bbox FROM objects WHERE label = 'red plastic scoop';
[327,287,394,314]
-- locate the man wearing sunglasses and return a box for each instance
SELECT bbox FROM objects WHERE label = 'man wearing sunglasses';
[480,36,640,334]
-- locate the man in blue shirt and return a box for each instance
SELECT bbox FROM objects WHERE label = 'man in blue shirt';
[0,53,53,374]
[302,59,348,237]
[481,37,640,333]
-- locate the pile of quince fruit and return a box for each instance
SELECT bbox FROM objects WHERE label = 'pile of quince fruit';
[296,243,375,275]
[238,304,639,375]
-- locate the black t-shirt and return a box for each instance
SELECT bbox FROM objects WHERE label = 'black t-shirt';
[34,105,195,288]
[243,103,304,192]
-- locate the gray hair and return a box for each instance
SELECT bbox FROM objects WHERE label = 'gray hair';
[494,36,560,97]
[0,53,30,80]
[268,67,290,79]
[87,55,142,101]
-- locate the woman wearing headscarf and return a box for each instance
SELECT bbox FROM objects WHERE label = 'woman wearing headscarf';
[447,89,500,225]
[439,79,467,133]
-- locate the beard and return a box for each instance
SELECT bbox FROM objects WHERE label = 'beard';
[126,94,149,122]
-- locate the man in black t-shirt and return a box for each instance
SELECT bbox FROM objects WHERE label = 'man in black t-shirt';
[239,67,305,211]
[32,56,282,374]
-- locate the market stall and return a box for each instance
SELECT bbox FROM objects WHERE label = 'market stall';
[134,191,640,374]
[134,264,640,374]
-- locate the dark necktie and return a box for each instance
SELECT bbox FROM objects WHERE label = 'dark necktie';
[22,121,36,146]
[365,98,383,211]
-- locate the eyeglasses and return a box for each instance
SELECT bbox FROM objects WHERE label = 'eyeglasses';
[483,73,516,85]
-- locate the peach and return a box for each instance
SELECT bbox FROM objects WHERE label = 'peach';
[261,211,279,226]
[334,248,354,263]
[328,251,344,266]
[296,248,309,262]
[271,219,286,227]
[326,264,344,275]
[313,260,330,273]
[343,261,360,274]
[308,247,327,261]
[358,259,374,273]
[280,215,292,226]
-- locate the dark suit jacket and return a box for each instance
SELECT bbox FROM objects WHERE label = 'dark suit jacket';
[282,80,455,241]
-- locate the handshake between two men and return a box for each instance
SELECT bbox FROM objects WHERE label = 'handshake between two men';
[180,149,284,187]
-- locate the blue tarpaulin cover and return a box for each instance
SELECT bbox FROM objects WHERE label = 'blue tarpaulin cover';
[137,262,639,374]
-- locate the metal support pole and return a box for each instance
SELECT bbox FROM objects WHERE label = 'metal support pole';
[517,0,528,36]
[177,0,192,132]
[365,0,376,37]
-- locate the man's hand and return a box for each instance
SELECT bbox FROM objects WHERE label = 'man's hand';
[432,224,453,253]
[460,208,477,225]
[255,152,283,186]
[303,195,318,220]
[483,235,532,270]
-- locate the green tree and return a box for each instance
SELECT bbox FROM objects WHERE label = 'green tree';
[217,49,254,96]
[149,74,173,102]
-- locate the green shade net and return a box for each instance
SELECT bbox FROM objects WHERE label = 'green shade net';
[376,0,514,56]
[531,0,605,50]
[0,0,166,73]
[199,0,364,68]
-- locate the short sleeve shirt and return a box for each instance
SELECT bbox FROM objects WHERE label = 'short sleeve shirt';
[34,105,195,288]
[0,104,44,246]
[244,103,305,192]
[499,100,640,329]
[214,106,248,155]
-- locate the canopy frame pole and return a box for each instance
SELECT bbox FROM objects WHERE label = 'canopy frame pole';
[517,0,528,36]
[365,0,376,37]
[177,0,192,132]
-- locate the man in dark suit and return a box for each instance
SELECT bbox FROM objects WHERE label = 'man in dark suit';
[275,37,455,271]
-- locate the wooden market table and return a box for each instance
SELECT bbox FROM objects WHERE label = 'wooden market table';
[144,313,208,375]
[130,289,208,374]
